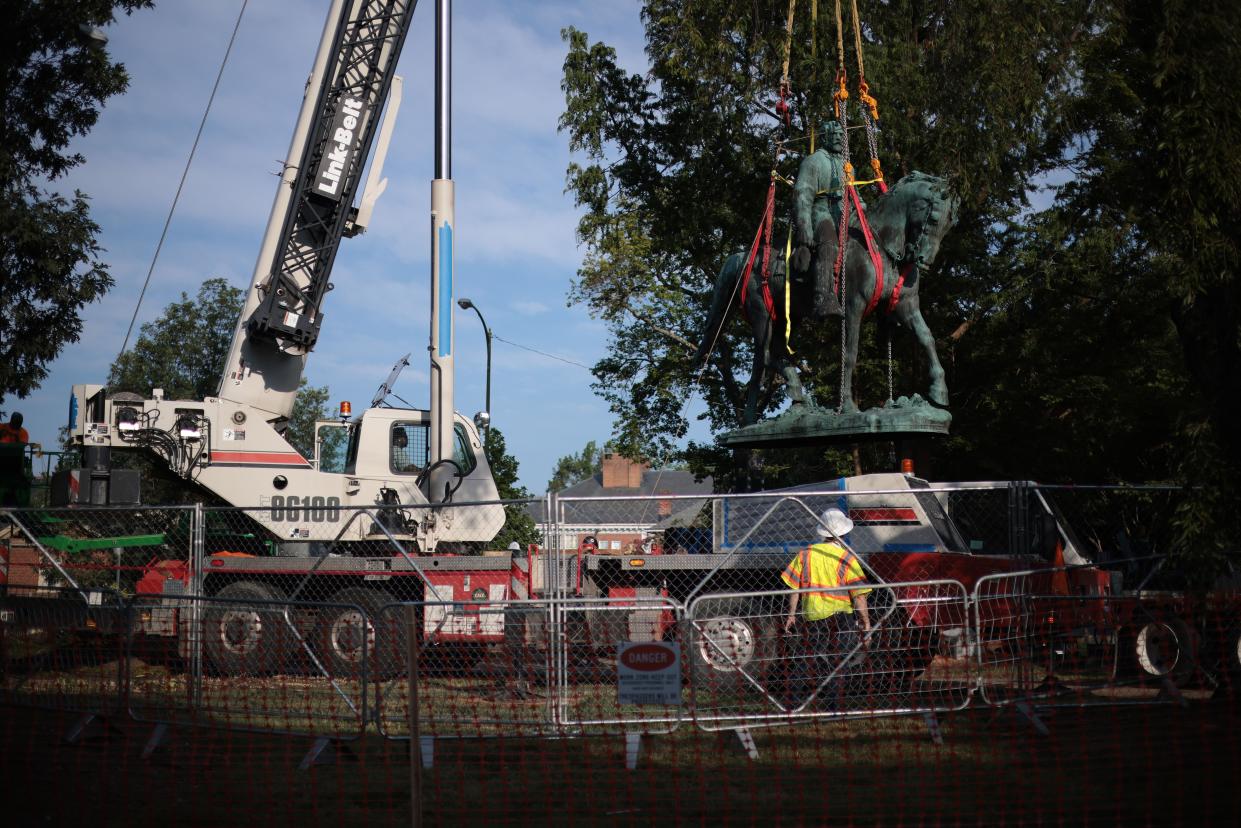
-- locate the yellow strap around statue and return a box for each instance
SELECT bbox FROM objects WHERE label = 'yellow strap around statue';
[784,226,795,354]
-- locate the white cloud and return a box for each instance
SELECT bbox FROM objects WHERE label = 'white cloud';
[512,300,549,315]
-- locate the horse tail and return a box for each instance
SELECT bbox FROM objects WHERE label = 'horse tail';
[693,252,745,369]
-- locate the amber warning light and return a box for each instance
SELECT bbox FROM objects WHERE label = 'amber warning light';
[339,401,352,420]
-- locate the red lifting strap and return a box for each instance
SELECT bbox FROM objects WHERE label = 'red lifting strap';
[887,261,914,314]
[848,185,886,319]
[739,179,778,321]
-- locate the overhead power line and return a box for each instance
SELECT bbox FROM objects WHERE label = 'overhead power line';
[491,334,593,371]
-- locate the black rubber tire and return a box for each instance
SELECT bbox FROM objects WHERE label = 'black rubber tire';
[203,581,295,677]
[687,596,777,694]
[1130,617,1197,686]
[317,587,406,679]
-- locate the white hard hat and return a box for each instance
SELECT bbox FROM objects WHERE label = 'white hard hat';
[508,541,521,552]
[817,508,854,539]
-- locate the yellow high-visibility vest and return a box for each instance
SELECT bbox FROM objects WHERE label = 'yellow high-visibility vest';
[780,542,871,622]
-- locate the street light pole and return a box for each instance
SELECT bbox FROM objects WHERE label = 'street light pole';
[456,297,491,445]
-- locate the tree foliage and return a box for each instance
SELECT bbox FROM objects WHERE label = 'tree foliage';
[0,0,154,404]
[285,380,345,468]
[484,427,541,549]
[559,0,1228,515]
[109,278,243,400]
[546,439,607,492]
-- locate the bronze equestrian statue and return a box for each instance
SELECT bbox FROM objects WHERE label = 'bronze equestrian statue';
[694,171,959,424]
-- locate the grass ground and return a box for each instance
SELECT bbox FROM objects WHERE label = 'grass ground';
[2,680,1238,827]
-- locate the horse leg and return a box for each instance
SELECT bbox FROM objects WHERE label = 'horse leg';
[771,310,810,406]
[894,293,948,406]
[744,315,774,425]
[838,249,869,413]
[781,361,809,405]
[694,253,743,367]
[839,293,867,413]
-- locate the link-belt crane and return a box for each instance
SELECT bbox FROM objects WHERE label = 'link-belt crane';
[63,0,503,551]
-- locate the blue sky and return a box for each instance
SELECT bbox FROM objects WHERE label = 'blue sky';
[20,0,654,493]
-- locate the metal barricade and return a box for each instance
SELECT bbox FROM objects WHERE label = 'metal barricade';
[0,586,128,716]
[972,570,1044,705]
[556,595,686,734]
[374,598,558,739]
[685,579,973,731]
[1,505,196,601]
[127,593,366,740]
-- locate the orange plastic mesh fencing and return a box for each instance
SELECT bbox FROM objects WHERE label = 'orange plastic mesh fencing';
[3,589,1240,826]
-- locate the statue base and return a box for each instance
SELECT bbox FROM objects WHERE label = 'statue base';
[719,395,951,449]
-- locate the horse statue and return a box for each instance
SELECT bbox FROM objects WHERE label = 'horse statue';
[694,172,959,423]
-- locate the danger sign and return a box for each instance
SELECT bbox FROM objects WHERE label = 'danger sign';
[616,641,682,706]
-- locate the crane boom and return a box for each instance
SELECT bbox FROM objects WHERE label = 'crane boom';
[218,0,418,423]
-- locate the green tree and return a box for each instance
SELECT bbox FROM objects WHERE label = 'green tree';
[559,1,1192,494]
[484,427,541,550]
[109,278,242,400]
[1031,0,1241,568]
[0,0,154,405]
[546,440,606,492]
[285,380,346,469]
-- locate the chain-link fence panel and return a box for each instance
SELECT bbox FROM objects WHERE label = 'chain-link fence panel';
[195,498,540,607]
[0,586,127,715]
[1203,589,1241,701]
[375,595,687,739]
[685,579,972,731]
[556,595,685,733]
[972,570,1045,705]
[127,593,366,738]
[2,506,195,599]
[374,599,558,739]
[972,545,1231,708]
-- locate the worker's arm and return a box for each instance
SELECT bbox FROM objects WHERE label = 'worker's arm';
[785,591,800,632]
[853,592,871,644]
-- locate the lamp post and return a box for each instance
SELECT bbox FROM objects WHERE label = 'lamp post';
[456,297,491,445]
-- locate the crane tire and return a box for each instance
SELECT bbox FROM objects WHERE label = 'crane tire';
[1131,617,1197,686]
[318,587,405,679]
[687,596,777,695]
[203,581,295,677]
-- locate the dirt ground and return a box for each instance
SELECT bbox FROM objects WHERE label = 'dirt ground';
[2,691,1239,827]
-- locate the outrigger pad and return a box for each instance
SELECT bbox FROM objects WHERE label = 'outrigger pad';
[720,395,951,448]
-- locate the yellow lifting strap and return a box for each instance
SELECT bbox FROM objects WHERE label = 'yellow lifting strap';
[784,226,795,354]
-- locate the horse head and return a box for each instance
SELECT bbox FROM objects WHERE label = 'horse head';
[874,172,960,272]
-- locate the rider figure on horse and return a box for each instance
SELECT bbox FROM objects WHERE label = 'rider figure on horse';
[792,120,860,320]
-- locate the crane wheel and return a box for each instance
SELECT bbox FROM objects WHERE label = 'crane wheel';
[203,581,295,677]
[317,587,405,679]
[1131,617,1197,686]
[687,596,776,695]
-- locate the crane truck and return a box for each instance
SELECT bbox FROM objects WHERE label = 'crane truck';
[61,0,502,548]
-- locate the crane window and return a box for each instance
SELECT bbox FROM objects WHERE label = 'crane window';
[391,422,430,474]
[453,424,477,475]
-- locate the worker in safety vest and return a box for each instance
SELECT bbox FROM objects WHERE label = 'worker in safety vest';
[0,413,28,444]
[780,507,872,708]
